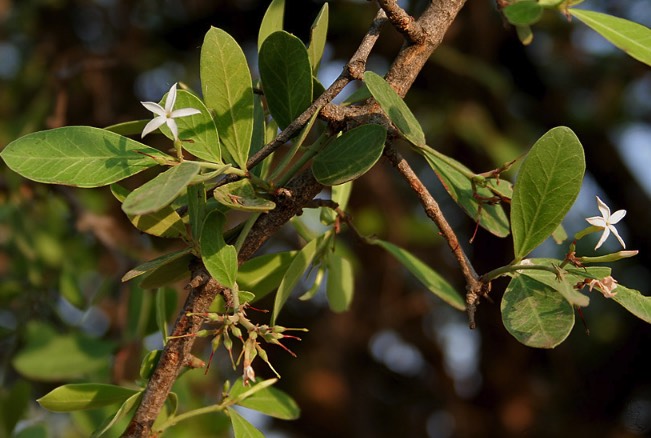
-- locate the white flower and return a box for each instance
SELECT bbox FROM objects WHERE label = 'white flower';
[140,83,201,142]
[585,196,626,250]
[243,365,256,386]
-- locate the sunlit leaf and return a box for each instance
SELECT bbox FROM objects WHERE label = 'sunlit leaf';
[503,1,543,26]
[373,239,465,310]
[258,0,284,50]
[122,161,200,215]
[230,379,300,420]
[259,31,313,130]
[312,124,386,186]
[420,147,511,238]
[612,286,651,323]
[201,210,238,288]
[91,392,142,438]
[570,9,651,68]
[237,251,297,301]
[364,71,425,147]
[201,27,253,169]
[502,274,575,348]
[325,253,354,312]
[139,251,194,289]
[122,248,193,283]
[229,408,264,438]
[37,384,139,412]
[213,179,276,212]
[511,127,584,261]
[1,127,171,187]
[308,3,329,73]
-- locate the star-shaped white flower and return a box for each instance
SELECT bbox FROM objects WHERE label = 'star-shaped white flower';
[140,83,201,142]
[585,196,626,250]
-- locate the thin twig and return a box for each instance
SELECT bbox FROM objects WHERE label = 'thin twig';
[377,0,425,43]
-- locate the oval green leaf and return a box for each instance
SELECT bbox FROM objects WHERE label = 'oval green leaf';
[122,161,200,216]
[229,408,264,438]
[308,3,329,73]
[511,127,585,261]
[502,274,575,348]
[201,27,253,169]
[364,71,425,147]
[374,239,465,310]
[312,124,386,186]
[111,184,186,238]
[91,392,142,438]
[259,31,313,130]
[230,379,300,420]
[213,178,276,212]
[326,253,354,312]
[122,248,193,283]
[420,147,511,238]
[612,286,651,323]
[503,1,543,26]
[258,0,284,50]
[1,126,171,188]
[237,251,297,302]
[201,210,238,288]
[37,384,139,412]
[139,251,194,289]
[570,9,651,68]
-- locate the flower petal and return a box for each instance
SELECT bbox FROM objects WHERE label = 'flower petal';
[170,107,201,118]
[594,227,610,250]
[586,216,606,228]
[166,119,179,142]
[141,116,166,138]
[609,225,626,249]
[595,196,611,219]
[609,209,627,224]
[165,83,178,113]
[141,101,166,116]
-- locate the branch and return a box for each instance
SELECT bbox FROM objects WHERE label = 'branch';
[377,0,425,44]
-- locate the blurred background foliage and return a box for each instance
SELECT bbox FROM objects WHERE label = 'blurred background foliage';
[1,0,651,437]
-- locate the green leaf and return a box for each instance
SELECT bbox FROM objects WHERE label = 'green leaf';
[612,286,651,323]
[511,127,585,261]
[326,253,354,312]
[139,350,162,381]
[373,239,465,310]
[516,24,534,45]
[503,1,543,26]
[312,124,386,186]
[308,3,329,73]
[157,90,221,163]
[272,237,321,325]
[122,248,193,283]
[321,181,353,224]
[139,251,194,290]
[91,392,142,438]
[122,161,200,216]
[502,274,575,348]
[364,71,425,147]
[0,380,31,436]
[111,184,186,239]
[201,210,238,288]
[570,9,651,68]
[519,269,589,307]
[259,31,313,130]
[213,179,276,212]
[13,322,115,381]
[104,120,148,136]
[201,27,253,169]
[258,0,284,50]
[230,379,300,420]
[237,251,297,301]
[37,384,138,412]
[229,408,264,438]
[0,127,171,188]
[187,183,207,242]
[420,148,511,238]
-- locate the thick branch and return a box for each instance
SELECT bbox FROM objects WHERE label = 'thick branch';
[377,0,424,43]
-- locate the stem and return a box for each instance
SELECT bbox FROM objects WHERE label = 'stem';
[269,109,321,181]
[480,263,560,283]
[276,133,329,187]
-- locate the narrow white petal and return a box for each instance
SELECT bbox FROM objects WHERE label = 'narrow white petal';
[595,196,611,219]
[165,83,178,113]
[609,209,627,224]
[166,119,179,141]
[586,216,606,228]
[171,108,201,118]
[141,116,167,138]
[609,225,626,249]
[594,227,610,250]
[141,101,166,116]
